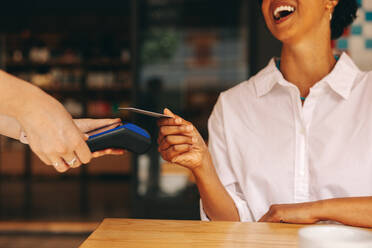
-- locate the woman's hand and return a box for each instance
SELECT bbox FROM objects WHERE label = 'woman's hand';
[73,118,126,158]
[157,108,211,172]
[16,88,92,173]
[259,202,322,224]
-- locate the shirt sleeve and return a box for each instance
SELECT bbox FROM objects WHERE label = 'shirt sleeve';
[200,95,253,222]
[200,183,253,221]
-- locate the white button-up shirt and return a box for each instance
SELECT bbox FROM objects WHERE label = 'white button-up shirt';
[200,53,372,222]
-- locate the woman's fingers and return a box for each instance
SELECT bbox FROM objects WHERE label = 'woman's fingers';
[36,152,53,166]
[164,108,174,117]
[92,149,126,158]
[104,149,125,155]
[157,108,194,145]
[50,156,70,173]
[28,143,54,166]
[54,163,69,173]
[55,133,91,169]
[171,152,195,165]
[159,135,195,151]
[158,117,183,127]
[161,144,191,161]
[61,152,82,169]
[74,118,122,133]
[156,108,201,166]
[92,150,110,158]
[159,125,193,137]
[173,144,191,153]
[74,137,92,164]
[158,109,190,127]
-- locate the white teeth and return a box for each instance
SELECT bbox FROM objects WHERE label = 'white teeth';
[273,5,295,19]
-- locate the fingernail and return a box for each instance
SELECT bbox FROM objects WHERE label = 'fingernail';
[186,125,193,131]
[192,137,197,143]
[55,164,68,173]
[176,118,182,124]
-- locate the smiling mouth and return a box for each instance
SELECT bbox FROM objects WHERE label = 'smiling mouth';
[273,5,296,22]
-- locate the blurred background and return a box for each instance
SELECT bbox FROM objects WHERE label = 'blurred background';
[0,0,370,247]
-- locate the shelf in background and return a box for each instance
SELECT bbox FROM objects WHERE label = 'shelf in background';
[43,87,132,93]
[0,0,141,223]
[31,153,131,177]
[5,59,130,70]
[134,184,200,220]
[0,174,132,183]
[0,150,132,179]
[0,150,25,176]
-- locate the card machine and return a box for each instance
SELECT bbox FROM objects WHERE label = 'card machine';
[86,123,151,154]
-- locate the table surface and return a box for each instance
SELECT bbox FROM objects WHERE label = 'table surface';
[79,218,309,248]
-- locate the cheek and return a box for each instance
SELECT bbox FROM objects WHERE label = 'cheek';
[298,6,325,33]
[261,1,272,27]
[261,0,270,17]
[298,0,327,25]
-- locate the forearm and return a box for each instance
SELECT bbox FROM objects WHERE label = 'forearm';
[193,154,240,221]
[317,197,372,228]
[0,114,22,140]
[0,70,45,120]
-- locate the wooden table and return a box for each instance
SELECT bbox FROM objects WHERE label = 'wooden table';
[80,218,307,247]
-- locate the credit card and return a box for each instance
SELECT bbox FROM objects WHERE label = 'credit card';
[119,107,172,118]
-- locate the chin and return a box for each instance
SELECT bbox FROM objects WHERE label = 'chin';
[269,26,302,45]
[273,33,296,44]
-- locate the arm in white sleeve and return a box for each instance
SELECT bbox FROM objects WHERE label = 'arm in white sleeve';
[200,183,253,221]
[201,94,253,222]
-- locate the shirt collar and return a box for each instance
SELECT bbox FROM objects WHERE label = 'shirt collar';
[254,52,361,100]
[254,58,281,97]
[323,52,361,100]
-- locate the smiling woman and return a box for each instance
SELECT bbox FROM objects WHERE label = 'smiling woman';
[259,0,358,39]
[157,0,372,228]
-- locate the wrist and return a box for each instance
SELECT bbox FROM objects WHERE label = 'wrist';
[312,199,329,221]
[191,151,215,180]
[17,85,46,116]
[17,85,61,125]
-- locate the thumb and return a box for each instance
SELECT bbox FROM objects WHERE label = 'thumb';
[76,118,122,133]
[90,118,122,127]
[164,108,175,118]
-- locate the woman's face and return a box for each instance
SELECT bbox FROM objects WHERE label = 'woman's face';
[261,0,336,44]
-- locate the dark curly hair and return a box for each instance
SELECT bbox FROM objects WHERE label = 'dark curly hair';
[258,0,359,40]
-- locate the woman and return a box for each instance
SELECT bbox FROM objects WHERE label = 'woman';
[0,70,124,173]
[158,0,372,227]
